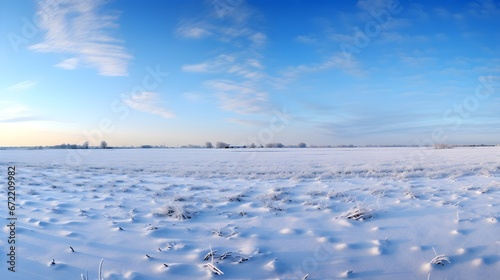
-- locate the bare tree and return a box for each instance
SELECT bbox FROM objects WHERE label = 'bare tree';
[216,142,229,149]
[265,143,284,148]
[100,141,108,149]
[298,142,307,148]
[433,143,452,149]
[206,142,213,149]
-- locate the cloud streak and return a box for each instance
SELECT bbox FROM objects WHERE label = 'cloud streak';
[30,0,131,76]
[0,103,38,123]
[7,80,37,91]
[176,20,213,39]
[182,54,236,73]
[178,0,272,117]
[0,116,41,123]
[273,52,365,89]
[206,80,270,115]
[225,118,268,126]
[317,111,438,140]
[124,92,175,119]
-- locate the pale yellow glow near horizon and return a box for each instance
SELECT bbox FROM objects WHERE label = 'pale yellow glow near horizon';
[0,122,83,146]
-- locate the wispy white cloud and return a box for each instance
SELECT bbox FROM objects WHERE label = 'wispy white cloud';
[329,17,410,45]
[0,102,78,130]
[396,50,434,67]
[178,1,273,116]
[0,102,36,123]
[328,32,355,43]
[275,52,365,88]
[246,58,263,68]
[317,110,439,139]
[209,0,252,23]
[304,0,407,50]
[225,118,267,126]
[0,116,41,123]
[177,22,260,46]
[217,92,268,115]
[7,80,37,91]
[30,0,131,76]
[434,7,465,20]
[2,105,30,115]
[182,54,236,73]
[295,35,317,44]
[354,0,406,23]
[55,57,80,70]
[468,0,500,17]
[124,92,175,119]
[183,91,204,102]
[182,53,265,80]
[206,80,270,114]
[379,32,428,43]
[481,75,500,82]
[227,59,265,79]
[176,20,213,39]
[356,0,393,12]
[249,32,266,47]
[407,2,430,20]
[176,0,263,47]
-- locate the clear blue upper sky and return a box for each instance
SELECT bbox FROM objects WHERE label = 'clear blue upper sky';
[1,0,499,147]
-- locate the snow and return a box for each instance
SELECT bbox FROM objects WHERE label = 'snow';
[1,147,500,279]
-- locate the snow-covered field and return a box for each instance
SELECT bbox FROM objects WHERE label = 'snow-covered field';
[1,147,500,279]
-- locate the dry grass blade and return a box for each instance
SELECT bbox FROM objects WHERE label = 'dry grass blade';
[237,257,249,263]
[153,204,193,220]
[203,250,217,261]
[219,252,232,260]
[340,205,373,221]
[206,263,224,275]
[430,254,451,266]
[98,259,104,280]
[430,247,451,266]
[211,228,222,236]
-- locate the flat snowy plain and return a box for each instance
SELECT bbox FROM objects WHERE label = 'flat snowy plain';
[1,147,500,279]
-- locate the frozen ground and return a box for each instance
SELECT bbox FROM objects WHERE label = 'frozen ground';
[1,147,500,279]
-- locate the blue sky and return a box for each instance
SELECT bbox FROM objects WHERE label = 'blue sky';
[1,0,499,147]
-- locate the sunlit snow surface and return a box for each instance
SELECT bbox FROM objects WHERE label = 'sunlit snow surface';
[1,147,499,279]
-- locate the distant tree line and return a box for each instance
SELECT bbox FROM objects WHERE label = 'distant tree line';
[203,141,307,149]
[47,141,109,149]
[11,142,500,150]
[50,142,88,149]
